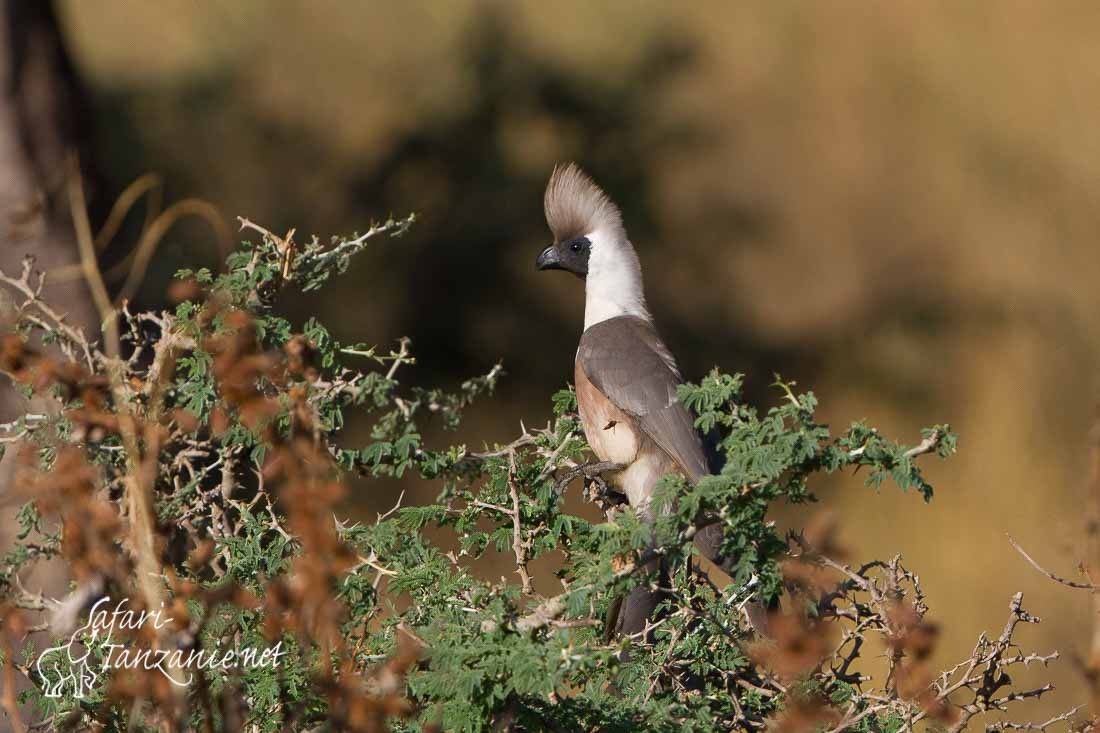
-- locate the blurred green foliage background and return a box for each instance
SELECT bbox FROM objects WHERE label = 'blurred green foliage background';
[54,0,1100,719]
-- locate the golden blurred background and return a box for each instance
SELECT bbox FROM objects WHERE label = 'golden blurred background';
[14,0,1100,721]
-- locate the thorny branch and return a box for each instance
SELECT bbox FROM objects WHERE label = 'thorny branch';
[0,206,423,732]
[783,532,1079,733]
[507,451,534,595]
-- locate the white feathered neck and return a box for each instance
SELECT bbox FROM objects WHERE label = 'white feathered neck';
[583,227,650,330]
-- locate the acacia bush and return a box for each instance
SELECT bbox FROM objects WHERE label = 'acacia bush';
[0,211,1086,732]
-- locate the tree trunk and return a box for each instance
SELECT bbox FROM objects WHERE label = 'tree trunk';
[0,0,101,344]
[0,3,102,727]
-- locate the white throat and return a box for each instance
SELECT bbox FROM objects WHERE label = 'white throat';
[583,228,650,330]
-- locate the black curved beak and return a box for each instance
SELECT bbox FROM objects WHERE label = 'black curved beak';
[535,245,562,271]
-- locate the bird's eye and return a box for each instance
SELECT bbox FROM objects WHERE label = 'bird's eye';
[570,240,582,253]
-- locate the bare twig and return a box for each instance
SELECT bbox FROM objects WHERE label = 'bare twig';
[116,198,230,304]
[1008,534,1098,591]
[508,452,533,595]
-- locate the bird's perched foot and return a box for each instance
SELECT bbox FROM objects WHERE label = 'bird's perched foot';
[553,460,625,497]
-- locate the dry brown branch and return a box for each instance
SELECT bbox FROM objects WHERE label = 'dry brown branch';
[67,161,115,342]
[1008,534,1099,591]
[95,172,162,253]
[0,256,96,367]
[508,453,533,594]
[67,165,183,699]
[0,611,27,733]
[780,534,1080,733]
[987,706,1085,731]
[903,428,947,458]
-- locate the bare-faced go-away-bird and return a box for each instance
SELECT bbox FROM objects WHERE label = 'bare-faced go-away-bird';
[535,163,743,638]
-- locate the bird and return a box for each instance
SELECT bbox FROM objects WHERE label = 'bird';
[535,163,738,638]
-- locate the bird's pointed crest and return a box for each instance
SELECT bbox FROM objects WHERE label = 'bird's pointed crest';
[544,163,624,243]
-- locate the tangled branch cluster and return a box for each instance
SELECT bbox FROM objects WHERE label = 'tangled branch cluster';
[0,209,1089,732]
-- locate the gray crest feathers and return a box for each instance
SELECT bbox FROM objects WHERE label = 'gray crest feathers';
[544,163,624,242]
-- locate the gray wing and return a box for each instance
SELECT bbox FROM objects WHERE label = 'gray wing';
[577,316,708,482]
